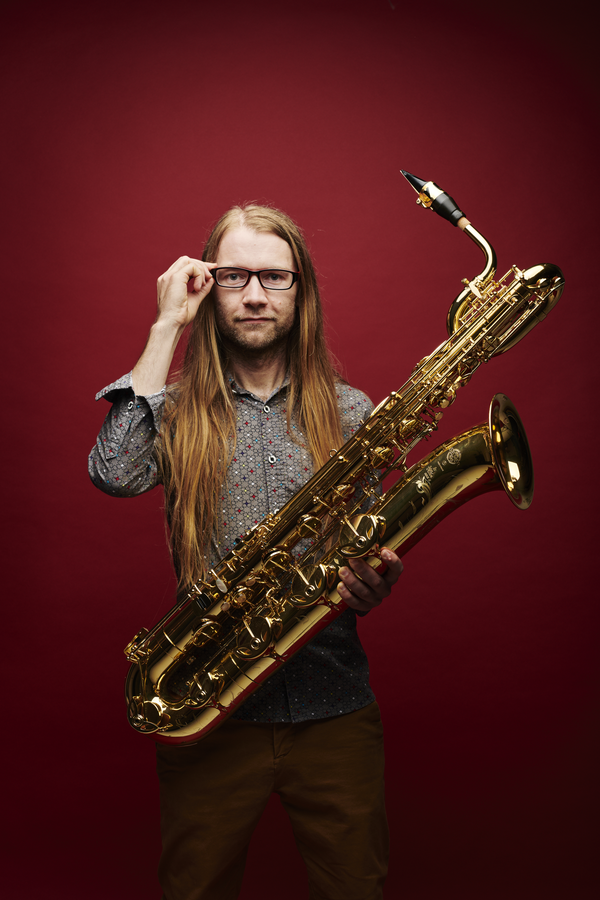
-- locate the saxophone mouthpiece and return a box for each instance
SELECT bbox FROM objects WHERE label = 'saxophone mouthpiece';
[401,169,468,228]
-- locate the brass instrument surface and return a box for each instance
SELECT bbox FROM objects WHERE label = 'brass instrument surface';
[124,172,564,744]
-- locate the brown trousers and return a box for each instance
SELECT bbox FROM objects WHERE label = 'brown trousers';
[156,701,389,900]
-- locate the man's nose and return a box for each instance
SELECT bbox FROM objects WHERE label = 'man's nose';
[242,273,267,303]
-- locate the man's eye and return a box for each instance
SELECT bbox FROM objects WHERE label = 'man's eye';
[262,270,288,286]
[220,269,247,285]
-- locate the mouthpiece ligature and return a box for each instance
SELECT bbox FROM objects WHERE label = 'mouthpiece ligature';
[401,169,466,227]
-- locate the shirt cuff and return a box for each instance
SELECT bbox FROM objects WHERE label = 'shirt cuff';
[95,372,167,429]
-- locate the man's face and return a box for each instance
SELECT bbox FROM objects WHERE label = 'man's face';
[213,227,298,357]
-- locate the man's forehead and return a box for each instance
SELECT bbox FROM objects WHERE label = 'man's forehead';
[216,226,293,266]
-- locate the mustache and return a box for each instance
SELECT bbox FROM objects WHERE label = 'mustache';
[233,316,276,322]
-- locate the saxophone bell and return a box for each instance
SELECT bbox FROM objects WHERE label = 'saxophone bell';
[364,393,534,565]
[489,393,533,509]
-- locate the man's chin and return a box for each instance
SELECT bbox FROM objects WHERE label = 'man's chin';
[225,335,284,356]
[222,323,290,354]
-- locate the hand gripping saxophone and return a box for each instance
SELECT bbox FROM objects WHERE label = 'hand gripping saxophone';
[124,171,564,744]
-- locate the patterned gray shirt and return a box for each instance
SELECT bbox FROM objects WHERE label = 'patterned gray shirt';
[89,372,376,723]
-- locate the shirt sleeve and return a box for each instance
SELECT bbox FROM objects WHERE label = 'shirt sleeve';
[336,383,374,442]
[336,382,380,507]
[88,372,167,497]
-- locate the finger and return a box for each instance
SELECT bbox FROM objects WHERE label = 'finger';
[336,578,374,612]
[379,548,404,584]
[182,264,218,301]
[345,557,385,591]
[338,550,404,612]
[338,565,383,608]
[161,258,214,284]
[188,268,215,293]
[345,552,402,590]
[160,255,203,276]
[353,551,403,586]
[183,262,214,281]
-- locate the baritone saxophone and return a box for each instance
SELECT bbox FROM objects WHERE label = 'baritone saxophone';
[124,170,565,744]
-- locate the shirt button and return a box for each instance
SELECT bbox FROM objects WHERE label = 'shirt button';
[268,454,277,464]
[263,405,270,413]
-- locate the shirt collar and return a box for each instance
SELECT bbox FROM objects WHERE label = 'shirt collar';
[227,371,290,404]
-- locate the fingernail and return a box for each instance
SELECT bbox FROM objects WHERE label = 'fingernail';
[381,550,392,562]
[339,567,349,577]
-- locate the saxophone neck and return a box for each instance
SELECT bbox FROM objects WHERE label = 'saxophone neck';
[445,220,497,338]
[460,221,497,286]
[401,170,499,336]
[401,168,497,286]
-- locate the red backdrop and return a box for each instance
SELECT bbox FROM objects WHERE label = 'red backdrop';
[3,1,598,898]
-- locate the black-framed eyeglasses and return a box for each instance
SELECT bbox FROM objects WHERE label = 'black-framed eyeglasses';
[212,267,300,290]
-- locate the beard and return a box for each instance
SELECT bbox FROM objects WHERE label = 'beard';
[215,307,297,359]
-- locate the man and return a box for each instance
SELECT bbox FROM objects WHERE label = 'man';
[89,204,404,900]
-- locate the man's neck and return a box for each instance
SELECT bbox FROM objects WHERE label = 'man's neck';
[229,352,288,402]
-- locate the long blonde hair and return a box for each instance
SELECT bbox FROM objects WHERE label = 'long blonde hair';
[159,205,343,588]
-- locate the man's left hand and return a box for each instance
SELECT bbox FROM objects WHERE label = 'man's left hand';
[337,548,404,613]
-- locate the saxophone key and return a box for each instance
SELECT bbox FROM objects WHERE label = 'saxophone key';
[261,548,294,583]
[289,562,330,607]
[338,514,387,558]
[128,696,167,734]
[183,671,219,709]
[235,615,282,660]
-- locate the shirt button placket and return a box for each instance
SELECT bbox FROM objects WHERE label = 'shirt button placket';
[265,404,277,464]
[262,399,278,511]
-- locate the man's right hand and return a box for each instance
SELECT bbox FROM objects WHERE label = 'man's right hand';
[156,256,216,330]
[131,256,216,396]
